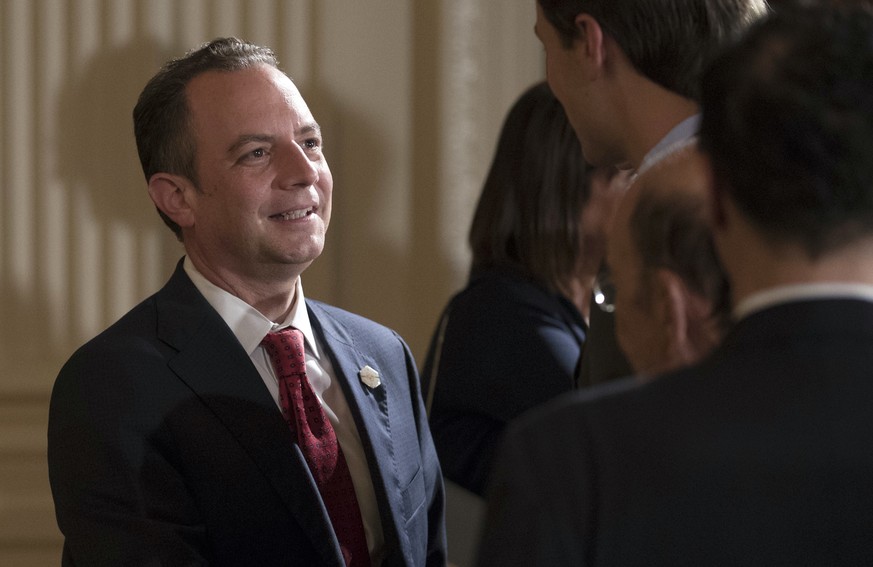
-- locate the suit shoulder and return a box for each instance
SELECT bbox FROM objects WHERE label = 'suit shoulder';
[306,299,389,330]
[51,292,178,419]
[511,377,639,434]
[454,270,558,310]
[446,271,579,337]
[67,293,162,360]
[305,299,404,347]
[509,364,704,445]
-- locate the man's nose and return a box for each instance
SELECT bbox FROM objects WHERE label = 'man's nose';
[276,142,320,189]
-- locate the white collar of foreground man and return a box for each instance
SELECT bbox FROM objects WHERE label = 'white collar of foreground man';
[733,282,873,321]
[182,256,321,359]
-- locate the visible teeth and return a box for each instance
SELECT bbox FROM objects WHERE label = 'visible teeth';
[278,208,312,220]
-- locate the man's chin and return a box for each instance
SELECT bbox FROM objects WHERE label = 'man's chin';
[281,241,325,268]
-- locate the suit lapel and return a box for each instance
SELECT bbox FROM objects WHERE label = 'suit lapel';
[154,263,345,566]
[307,303,407,552]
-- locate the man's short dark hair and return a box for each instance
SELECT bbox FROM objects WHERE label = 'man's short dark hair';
[133,37,278,239]
[700,2,873,258]
[536,0,768,100]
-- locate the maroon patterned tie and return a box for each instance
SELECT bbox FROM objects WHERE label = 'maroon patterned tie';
[261,328,371,567]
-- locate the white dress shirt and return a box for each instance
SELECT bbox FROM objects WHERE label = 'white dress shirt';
[183,257,385,563]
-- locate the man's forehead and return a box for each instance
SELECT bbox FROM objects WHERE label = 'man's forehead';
[188,65,293,98]
[186,67,313,129]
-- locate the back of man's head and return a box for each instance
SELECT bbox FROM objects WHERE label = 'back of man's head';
[631,153,731,336]
[610,149,730,376]
[700,1,873,259]
[537,0,768,100]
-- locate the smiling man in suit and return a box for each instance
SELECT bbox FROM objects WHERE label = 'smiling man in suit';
[477,2,873,564]
[48,37,445,566]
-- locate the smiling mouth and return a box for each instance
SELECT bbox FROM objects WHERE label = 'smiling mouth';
[272,207,315,220]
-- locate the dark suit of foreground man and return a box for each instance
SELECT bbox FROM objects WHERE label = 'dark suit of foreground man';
[477,3,873,565]
[48,38,445,566]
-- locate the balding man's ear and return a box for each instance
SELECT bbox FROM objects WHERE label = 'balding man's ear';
[655,269,688,342]
[657,267,718,369]
[148,173,196,231]
[655,268,700,368]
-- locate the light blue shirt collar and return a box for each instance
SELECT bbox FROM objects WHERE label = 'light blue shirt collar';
[637,114,701,176]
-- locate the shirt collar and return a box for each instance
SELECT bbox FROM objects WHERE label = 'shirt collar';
[636,114,701,177]
[734,282,873,321]
[183,256,320,359]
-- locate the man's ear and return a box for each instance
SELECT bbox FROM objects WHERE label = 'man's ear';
[655,267,718,369]
[654,269,687,340]
[573,13,607,74]
[653,268,698,367]
[147,173,196,231]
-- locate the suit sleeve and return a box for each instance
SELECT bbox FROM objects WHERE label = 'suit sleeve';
[48,343,210,566]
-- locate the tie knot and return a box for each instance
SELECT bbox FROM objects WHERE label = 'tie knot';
[261,327,307,376]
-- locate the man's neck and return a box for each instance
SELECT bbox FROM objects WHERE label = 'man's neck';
[725,231,873,308]
[616,72,700,169]
[185,252,302,323]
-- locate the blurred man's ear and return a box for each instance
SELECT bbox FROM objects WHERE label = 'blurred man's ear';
[656,267,721,371]
[655,268,701,369]
[148,173,197,232]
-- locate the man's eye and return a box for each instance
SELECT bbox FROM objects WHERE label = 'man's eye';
[304,138,322,150]
[251,148,266,158]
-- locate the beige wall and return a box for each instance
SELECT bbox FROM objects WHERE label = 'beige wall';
[0,0,543,563]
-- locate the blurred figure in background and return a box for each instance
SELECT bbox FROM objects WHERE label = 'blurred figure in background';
[478,3,873,563]
[535,0,769,387]
[421,81,627,497]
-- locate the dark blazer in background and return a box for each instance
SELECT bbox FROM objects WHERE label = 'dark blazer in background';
[478,299,873,566]
[421,267,586,496]
[48,261,446,567]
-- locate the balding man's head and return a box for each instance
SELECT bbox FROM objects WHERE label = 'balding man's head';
[606,147,730,377]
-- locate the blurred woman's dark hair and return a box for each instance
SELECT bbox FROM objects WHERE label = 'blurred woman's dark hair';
[468,81,590,293]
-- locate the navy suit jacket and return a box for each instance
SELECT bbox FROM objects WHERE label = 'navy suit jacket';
[48,261,446,566]
[478,299,873,566]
